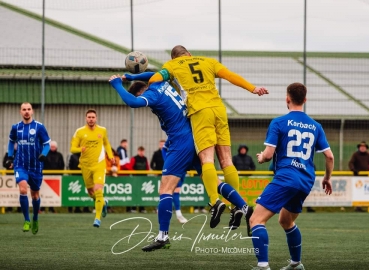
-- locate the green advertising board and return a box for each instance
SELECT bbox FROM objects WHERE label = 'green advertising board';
[61,175,209,207]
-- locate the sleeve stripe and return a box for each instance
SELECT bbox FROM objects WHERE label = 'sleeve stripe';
[138,96,149,107]
[316,147,330,153]
[264,142,276,147]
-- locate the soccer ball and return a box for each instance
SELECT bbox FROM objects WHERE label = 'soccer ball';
[125,51,148,74]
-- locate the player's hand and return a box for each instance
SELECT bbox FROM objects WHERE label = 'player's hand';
[38,154,47,162]
[322,177,332,195]
[253,87,269,96]
[109,74,121,83]
[81,147,86,153]
[111,158,116,165]
[5,157,14,169]
[256,152,264,164]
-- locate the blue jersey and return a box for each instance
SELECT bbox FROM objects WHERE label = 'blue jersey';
[139,81,191,140]
[265,111,330,193]
[9,120,51,173]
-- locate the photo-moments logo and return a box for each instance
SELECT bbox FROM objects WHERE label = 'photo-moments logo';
[110,214,258,256]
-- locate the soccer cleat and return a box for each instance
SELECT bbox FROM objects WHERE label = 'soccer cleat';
[177,215,188,224]
[93,218,101,228]
[280,261,305,270]
[142,238,171,252]
[244,205,254,237]
[23,221,31,232]
[102,199,108,218]
[209,200,226,228]
[251,265,271,270]
[229,206,243,230]
[32,220,39,235]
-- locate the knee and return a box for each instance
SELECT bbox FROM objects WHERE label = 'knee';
[31,193,39,200]
[278,217,294,230]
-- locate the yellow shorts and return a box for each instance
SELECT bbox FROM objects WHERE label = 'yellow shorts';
[190,106,231,153]
[81,165,106,189]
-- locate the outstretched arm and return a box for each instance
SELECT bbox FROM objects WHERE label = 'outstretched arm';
[109,75,147,108]
[124,72,155,82]
[217,68,269,96]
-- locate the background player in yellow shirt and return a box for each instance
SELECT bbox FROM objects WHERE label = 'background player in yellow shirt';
[149,45,268,229]
[70,109,114,227]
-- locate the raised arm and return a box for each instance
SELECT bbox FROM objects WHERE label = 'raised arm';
[109,75,147,108]
[124,72,155,82]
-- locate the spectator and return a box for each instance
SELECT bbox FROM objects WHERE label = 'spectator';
[348,141,369,212]
[150,139,166,172]
[41,141,65,213]
[349,141,369,176]
[129,146,149,213]
[117,139,130,170]
[232,144,256,173]
[2,143,21,213]
[67,153,90,214]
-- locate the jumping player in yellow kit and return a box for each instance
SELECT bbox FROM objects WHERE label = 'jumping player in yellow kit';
[70,109,114,227]
[149,45,269,231]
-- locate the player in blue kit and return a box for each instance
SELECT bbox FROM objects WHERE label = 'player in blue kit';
[109,73,252,251]
[249,83,334,270]
[5,102,51,234]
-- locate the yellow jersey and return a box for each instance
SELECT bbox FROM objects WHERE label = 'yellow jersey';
[160,56,226,116]
[70,125,113,169]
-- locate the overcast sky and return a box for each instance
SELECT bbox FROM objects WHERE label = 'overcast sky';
[3,0,369,52]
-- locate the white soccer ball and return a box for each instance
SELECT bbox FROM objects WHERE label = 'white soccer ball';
[125,51,149,74]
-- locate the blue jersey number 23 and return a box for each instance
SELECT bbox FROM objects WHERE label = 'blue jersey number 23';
[286,129,315,160]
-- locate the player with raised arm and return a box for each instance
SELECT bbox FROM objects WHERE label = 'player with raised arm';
[70,109,114,228]
[5,102,51,234]
[148,45,268,230]
[109,73,254,252]
[249,83,334,270]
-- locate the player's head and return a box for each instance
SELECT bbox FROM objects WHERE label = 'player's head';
[85,109,97,128]
[286,82,307,109]
[171,45,191,59]
[128,81,148,97]
[20,102,33,123]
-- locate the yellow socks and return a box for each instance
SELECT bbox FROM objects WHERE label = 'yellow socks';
[223,165,240,208]
[223,165,239,192]
[202,163,219,205]
[94,189,104,220]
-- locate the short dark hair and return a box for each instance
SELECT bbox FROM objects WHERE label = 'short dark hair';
[171,45,189,59]
[121,139,127,143]
[128,81,147,97]
[138,146,145,151]
[86,109,97,116]
[287,83,307,105]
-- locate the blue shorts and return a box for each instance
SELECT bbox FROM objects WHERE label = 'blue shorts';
[163,133,201,179]
[256,182,308,214]
[14,168,43,191]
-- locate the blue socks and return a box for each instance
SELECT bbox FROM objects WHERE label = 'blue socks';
[251,225,269,264]
[285,224,302,262]
[218,182,247,209]
[158,194,173,232]
[32,198,41,221]
[173,192,180,211]
[19,194,30,221]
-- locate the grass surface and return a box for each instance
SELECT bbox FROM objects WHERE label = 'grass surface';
[1,212,369,270]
